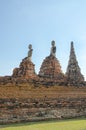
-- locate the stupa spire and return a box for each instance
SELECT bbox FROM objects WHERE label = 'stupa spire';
[66,41,84,86]
[50,40,56,57]
[39,41,65,82]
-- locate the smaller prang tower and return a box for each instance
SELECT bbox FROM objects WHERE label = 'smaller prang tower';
[66,41,84,86]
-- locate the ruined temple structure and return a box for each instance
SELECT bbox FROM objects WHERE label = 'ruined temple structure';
[0,42,86,125]
[66,41,84,86]
[39,41,65,85]
[0,41,85,86]
[12,44,37,79]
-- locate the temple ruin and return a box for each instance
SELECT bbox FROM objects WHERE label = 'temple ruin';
[0,41,85,86]
[66,41,84,86]
[0,41,86,124]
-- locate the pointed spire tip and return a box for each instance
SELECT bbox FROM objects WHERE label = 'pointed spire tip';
[71,41,74,46]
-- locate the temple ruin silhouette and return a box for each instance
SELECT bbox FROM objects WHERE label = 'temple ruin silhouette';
[0,41,85,86]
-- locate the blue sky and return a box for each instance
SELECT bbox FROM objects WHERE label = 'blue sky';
[0,0,86,80]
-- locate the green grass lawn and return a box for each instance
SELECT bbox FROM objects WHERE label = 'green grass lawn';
[0,118,86,130]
